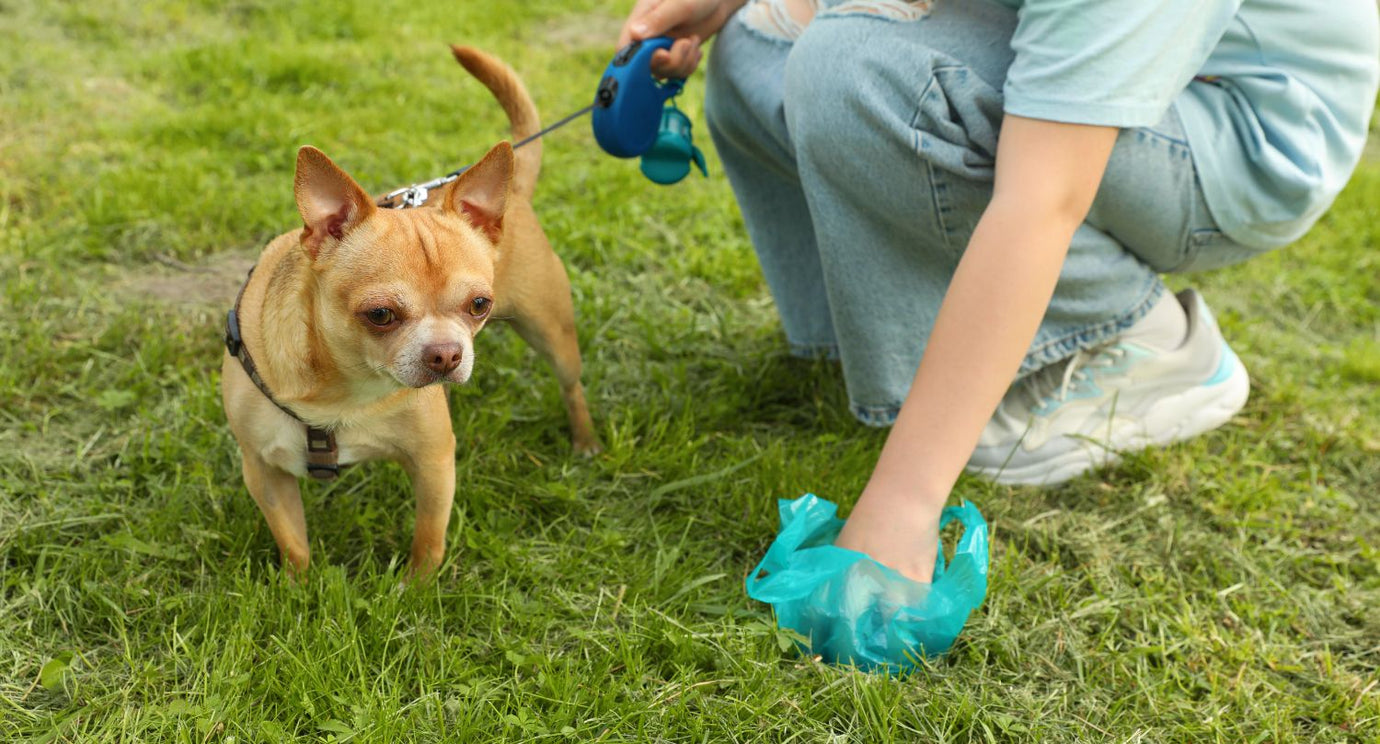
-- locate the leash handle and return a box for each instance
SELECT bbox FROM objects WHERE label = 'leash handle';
[591,37,686,158]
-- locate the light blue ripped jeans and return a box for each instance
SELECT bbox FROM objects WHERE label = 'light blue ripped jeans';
[704,0,1252,426]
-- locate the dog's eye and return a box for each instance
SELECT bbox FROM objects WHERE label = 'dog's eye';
[469,297,491,318]
[364,308,396,327]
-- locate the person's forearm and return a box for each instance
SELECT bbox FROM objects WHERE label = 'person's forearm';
[828,119,1117,581]
[833,188,1094,582]
[863,199,1083,504]
[863,117,1118,508]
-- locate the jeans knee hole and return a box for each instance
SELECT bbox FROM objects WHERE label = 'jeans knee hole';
[741,0,822,41]
[827,0,935,21]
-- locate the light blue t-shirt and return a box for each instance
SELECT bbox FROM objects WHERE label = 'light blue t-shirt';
[993,0,1380,248]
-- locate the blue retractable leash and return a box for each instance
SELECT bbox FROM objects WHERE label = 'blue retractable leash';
[592,38,708,184]
[379,37,704,209]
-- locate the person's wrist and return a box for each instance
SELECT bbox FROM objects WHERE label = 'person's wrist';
[860,464,949,513]
[835,483,943,583]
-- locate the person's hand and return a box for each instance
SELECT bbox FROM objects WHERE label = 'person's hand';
[833,484,942,584]
[618,0,746,79]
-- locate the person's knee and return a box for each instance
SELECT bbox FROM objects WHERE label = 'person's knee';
[703,51,747,143]
[784,25,856,158]
[784,20,936,171]
[704,17,784,148]
[786,17,1001,180]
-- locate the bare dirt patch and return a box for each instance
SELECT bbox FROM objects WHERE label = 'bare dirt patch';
[119,250,257,309]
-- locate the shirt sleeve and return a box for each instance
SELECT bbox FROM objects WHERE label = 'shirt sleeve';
[1003,0,1242,128]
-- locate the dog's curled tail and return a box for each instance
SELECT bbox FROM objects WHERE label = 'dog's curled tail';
[451,45,541,199]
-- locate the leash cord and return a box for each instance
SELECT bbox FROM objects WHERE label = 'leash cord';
[379,102,596,208]
[459,102,595,176]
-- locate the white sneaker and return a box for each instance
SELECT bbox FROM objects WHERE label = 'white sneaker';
[966,289,1250,486]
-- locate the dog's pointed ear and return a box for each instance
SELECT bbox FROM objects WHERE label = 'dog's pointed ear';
[441,142,513,244]
[294,146,376,259]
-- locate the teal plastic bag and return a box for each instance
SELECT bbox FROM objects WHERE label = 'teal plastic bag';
[639,106,709,185]
[745,494,989,672]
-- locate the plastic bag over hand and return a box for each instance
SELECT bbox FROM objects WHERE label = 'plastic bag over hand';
[745,494,989,672]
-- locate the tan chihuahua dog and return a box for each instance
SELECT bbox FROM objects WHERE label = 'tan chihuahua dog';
[221,46,600,578]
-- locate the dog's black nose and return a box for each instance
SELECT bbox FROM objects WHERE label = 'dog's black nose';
[423,343,462,375]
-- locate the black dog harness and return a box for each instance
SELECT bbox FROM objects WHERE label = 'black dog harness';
[225,267,342,481]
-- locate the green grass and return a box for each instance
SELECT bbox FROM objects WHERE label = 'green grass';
[1,0,1377,741]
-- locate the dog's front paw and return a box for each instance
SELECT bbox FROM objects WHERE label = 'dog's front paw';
[573,434,603,457]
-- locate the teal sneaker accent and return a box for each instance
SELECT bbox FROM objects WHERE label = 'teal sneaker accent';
[1204,341,1239,387]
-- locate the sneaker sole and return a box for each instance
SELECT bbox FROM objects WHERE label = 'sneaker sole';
[968,342,1250,486]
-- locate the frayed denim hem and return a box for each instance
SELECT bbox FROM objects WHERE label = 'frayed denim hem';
[822,0,936,23]
[850,402,900,428]
[737,1,812,44]
[789,342,840,360]
[1018,278,1164,378]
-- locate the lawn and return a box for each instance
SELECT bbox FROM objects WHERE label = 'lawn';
[1,1,1378,741]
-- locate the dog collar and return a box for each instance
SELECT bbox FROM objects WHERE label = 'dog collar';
[225,266,342,481]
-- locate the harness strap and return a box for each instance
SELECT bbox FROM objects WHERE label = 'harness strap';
[226,266,341,481]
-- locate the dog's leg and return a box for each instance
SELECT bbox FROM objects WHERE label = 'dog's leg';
[402,435,458,579]
[240,447,311,576]
[508,292,602,455]
[494,203,601,454]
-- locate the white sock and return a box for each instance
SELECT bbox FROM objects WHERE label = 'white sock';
[1121,291,1189,350]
